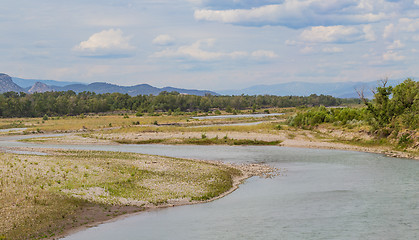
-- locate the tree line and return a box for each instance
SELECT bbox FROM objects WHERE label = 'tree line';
[0,90,359,118]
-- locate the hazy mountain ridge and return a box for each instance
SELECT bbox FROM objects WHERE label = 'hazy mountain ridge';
[2,73,411,97]
[0,73,25,93]
[12,77,81,88]
[28,82,54,93]
[219,79,405,98]
[1,74,218,96]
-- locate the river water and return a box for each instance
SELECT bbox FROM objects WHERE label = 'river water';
[0,136,418,239]
[191,113,284,120]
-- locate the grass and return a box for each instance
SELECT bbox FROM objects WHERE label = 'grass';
[0,122,25,130]
[107,120,284,134]
[0,112,286,134]
[25,115,190,132]
[0,150,242,239]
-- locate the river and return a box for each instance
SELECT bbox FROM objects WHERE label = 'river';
[0,135,418,239]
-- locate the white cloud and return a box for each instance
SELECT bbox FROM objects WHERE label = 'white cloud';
[300,25,366,43]
[153,39,276,61]
[194,1,388,28]
[383,23,395,40]
[251,50,278,58]
[193,0,284,9]
[387,40,404,50]
[153,39,239,61]
[75,29,133,51]
[399,18,419,32]
[300,46,315,54]
[73,29,134,57]
[413,35,419,41]
[285,40,298,46]
[382,50,405,61]
[322,47,344,53]
[363,25,376,41]
[415,0,419,6]
[152,34,175,46]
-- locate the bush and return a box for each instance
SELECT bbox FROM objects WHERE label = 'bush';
[287,106,365,127]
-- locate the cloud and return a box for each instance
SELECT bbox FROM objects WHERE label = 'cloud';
[382,50,405,61]
[399,18,419,32]
[251,50,278,58]
[194,1,388,28]
[153,39,276,61]
[152,34,175,46]
[300,25,371,43]
[153,39,237,61]
[387,40,404,49]
[363,25,376,41]
[73,29,135,57]
[382,18,419,41]
[192,0,284,10]
[300,46,315,54]
[322,47,344,53]
[383,23,395,40]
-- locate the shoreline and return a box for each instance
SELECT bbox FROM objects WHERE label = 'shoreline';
[1,129,416,239]
[53,162,277,239]
[18,130,419,161]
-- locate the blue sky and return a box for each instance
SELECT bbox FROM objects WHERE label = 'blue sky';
[1,0,419,90]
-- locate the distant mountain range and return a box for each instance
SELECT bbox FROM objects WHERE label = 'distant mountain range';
[1,73,413,98]
[219,79,407,98]
[0,73,218,96]
[0,74,25,93]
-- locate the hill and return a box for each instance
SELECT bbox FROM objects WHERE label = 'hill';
[12,77,82,88]
[0,73,25,93]
[219,79,404,98]
[2,75,218,96]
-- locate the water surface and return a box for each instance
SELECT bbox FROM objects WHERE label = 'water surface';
[1,136,418,239]
[189,121,265,128]
[0,128,27,132]
[192,113,284,120]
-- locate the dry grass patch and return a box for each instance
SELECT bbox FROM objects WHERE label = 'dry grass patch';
[0,150,244,239]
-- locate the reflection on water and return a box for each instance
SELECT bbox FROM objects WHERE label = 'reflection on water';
[0,128,27,132]
[191,113,284,120]
[57,145,418,240]
[189,121,265,128]
[1,135,418,240]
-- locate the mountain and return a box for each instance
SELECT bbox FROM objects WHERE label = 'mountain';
[28,82,54,93]
[161,86,216,96]
[12,77,82,88]
[0,73,25,93]
[219,79,404,98]
[53,82,161,95]
[52,82,217,96]
[2,75,218,96]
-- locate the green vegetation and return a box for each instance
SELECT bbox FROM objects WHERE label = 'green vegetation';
[0,150,242,239]
[0,90,358,118]
[287,106,367,127]
[0,121,25,129]
[288,79,418,149]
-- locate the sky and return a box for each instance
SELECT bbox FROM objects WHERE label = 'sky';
[1,0,419,90]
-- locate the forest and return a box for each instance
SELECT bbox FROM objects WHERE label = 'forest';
[0,91,359,118]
